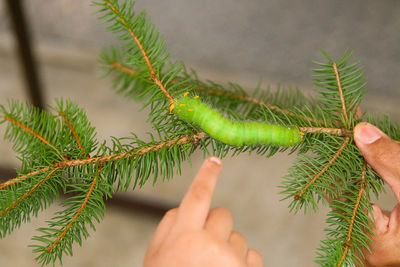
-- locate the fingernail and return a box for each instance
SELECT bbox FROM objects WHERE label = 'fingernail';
[208,157,222,166]
[354,123,382,144]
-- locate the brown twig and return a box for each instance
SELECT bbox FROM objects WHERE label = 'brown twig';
[298,127,351,136]
[333,62,349,127]
[0,168,59,217]
[4,115,62,157]
[0,167,50,190]
[337,161,367,267]
[59,112,89,158]
[46,168,100,252]
[0,133,206,191]
[1,133,204,218]
[109,61,325,124]
[54,132,206,169]
[110,61,137,76]
[105,1,174,104]
[294,137,350,200]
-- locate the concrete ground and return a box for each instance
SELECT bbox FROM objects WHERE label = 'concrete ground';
[0,2,400,265]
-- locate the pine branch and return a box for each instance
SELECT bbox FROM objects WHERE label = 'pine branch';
[337,161,367,267]
[105,60,355,139]
[94,0,190,116]
[0,98,209,264]
[4,114,65,160]
[333,62,350,127]
[4,115,54,149]
[58,112,88,158]
[105,56,325,125]
[313,49,365,128]
[46,170,99,253]
[102,0,173,104]
[0,168,60,218]
[1,130,206,191]
[315,158,375,266]
[0,167,65,239]
[298,127,350,136]
[294,136,350,200]
[31,167,108,266]
[0,167,50,190]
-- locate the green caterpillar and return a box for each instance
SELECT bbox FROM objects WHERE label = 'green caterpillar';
[171,93,303,147]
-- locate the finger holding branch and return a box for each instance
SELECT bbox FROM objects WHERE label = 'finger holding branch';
[353,122,400,266]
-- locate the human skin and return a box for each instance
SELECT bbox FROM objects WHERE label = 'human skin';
[143,157,264,267]
[354,122,400,267]
[144,122,400,267]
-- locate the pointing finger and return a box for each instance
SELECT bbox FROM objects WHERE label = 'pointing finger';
[174,157,222,230]
[246,249,264,267]
[146,208,178,253]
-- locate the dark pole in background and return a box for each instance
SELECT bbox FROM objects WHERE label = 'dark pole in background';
[6,0,45,110]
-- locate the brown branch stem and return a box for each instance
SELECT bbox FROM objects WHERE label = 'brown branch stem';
[0,133,204,217]
[59,112,88,158]
[0,168,59,217]
[0,133,206,191]
[333,62,349,127]
[298,127,352,136]
[109,61,324,124]
[54,132,205,169]
[46,168,100,252]
[4,115,64,159]
[110,61,137,76]
[294,137,350,200]
[0,167,50,190]
[337,161,367,267]
[105,1,174,104]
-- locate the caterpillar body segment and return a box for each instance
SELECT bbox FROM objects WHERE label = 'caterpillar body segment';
[172,95,302,147]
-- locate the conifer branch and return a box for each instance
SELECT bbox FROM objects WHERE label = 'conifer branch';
[298,127,351,136]
[0,168,60,217]
[294,136,350,200]
[104,0,174,104]
[195,86,325,124]
[54,132,205,169]
[46,168,101,252]
[333,62,349,127]
[337,161,367,267]
[0,167,50,190]
[1,132,205,191]
[110,61,138,76]
[108,61,324,124]
[107,62,353,137]
[4,115,65,159]
[59,112,88,158]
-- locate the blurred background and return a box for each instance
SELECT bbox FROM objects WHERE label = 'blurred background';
[0,0,399,266]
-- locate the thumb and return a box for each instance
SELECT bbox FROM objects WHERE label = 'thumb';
[354,122,400,202]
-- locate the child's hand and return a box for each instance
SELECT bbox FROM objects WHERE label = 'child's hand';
[143,157,264,267]
[354,122,400,266]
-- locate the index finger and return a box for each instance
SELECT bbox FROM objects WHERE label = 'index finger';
[174,157,222,230]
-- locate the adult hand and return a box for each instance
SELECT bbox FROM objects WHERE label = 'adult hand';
[143,157,264,267]
[354,122,400,267]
